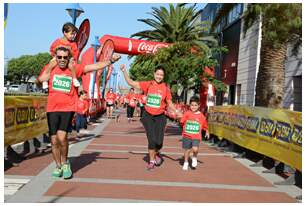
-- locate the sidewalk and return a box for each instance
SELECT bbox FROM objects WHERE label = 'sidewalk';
[4,109,301,203]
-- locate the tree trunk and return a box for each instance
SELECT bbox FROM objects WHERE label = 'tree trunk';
[255,42,287,108]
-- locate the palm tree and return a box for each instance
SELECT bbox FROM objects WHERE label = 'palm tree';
[212,3,302,108]
[131,4,217,46]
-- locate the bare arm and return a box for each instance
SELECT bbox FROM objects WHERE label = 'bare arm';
[83,53,121,73]
[167,100,183,119]
[119,64,140,89]
[37,57,57,82]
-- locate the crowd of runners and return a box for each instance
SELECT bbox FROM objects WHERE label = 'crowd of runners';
[37,22,211,180]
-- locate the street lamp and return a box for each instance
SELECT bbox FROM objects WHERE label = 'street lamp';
[90,36,100,98]
[65,3,84,25]
[112,71,118,92]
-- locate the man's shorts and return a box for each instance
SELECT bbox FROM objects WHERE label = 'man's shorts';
[106,103,114,107]
[182,137,200,149]
[47,112,74,136]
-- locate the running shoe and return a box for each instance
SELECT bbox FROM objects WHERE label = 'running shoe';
[62,163,72,179]
[52,167,63,178]
[146,161,155,170]
[192,157,198,168]
[155,153,163,166]
[182,162,189,170]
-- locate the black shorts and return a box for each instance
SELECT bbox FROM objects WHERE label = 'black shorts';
[141,109,167,150]
[182,137,200,149]
[47,112,74,136]
[106,103,114,107]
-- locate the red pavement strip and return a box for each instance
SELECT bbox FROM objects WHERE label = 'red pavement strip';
[45,181,295,203]
[6,115,297,202]
[70,152,272,187]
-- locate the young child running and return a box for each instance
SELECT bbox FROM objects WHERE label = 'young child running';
[42,22,80,89]
[178,96,210,170]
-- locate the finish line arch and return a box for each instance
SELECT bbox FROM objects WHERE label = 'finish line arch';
[80,35,214,115]
[81,35,169,115]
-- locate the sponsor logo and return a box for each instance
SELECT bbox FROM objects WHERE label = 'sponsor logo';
[137,42,168,54]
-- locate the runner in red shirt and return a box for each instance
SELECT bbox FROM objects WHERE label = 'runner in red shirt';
[76,90,89,139]
[139,93,147,117]
[42,23,81,90]
[178,96,210,170]
[125,88,137,123]
[120,64,181,170]
[38,46,121,179]
[105,88,117,119]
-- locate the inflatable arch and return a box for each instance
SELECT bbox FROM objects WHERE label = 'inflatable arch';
[80,35,214,115]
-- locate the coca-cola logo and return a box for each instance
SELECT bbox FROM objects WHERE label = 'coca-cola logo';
[137,42,168,54]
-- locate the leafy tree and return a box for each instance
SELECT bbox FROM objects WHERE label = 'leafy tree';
[212,3,302,108]
[129,3,227,96]
[7,52,51,84]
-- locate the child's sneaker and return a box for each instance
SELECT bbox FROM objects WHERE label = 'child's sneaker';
[147,161,155,171]
[62,162,72,179]
[42,81,49,89]
[52,167,63,178]
[183,162,189,170]
[192,157,198,168]
[73,78,80,87]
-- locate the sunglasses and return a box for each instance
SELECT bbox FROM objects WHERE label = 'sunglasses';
[56,55,69,60]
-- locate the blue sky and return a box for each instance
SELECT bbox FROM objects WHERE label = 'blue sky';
[4,3,205,88]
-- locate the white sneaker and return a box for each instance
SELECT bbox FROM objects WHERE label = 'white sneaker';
[79,129,89,134]
[73,78,80,87]
[42,81,48,89]
[182,162,189,170]
[192,157,197,168]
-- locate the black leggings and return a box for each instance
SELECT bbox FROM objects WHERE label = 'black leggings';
[141,109,167,150]
[127,105,135,118]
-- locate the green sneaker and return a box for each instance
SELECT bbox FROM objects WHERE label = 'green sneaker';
[52,167,63,178]
[62,163,72,179]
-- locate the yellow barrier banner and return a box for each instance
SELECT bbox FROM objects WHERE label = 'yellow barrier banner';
[208,106,302,171]
[5,96,48,146]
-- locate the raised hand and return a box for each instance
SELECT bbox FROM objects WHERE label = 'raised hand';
[49,57,57,68]
[111,53,121,63]
[120,64,126,72]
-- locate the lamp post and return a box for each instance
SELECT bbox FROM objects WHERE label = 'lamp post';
[65,3,84,25]
[112,71,118,93]
[90,36,100,99]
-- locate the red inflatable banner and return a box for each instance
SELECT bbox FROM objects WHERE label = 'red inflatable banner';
[99,35,170,55]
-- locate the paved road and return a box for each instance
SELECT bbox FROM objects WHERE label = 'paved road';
[4,109,301,202]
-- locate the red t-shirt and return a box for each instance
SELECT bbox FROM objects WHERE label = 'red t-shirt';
[140,95,147,104]
[46,64,84,112]
[181,111,208,140]
[106,92,117,105]
[76,98,89,115]
[126,93,137,108]
[139,81,172,115]
[50,38,79,60]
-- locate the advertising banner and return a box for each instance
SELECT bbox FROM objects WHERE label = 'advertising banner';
[5,96,48,146]
[208,106,302,171]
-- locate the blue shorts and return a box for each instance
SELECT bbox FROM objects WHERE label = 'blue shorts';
[182,137,200,149]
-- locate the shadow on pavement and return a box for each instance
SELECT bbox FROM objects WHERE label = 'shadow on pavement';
[44,187,76,203]
[69,152,129,173]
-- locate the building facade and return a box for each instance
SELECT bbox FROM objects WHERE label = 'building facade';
[202,3,302,111]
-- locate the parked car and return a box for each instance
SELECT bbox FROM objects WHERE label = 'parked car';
[8,84,21,92]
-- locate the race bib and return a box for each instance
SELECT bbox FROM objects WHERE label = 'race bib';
[52,75,72,93]
[185,120,200,134]
[107,100,114,104]
[146,93,161,108]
